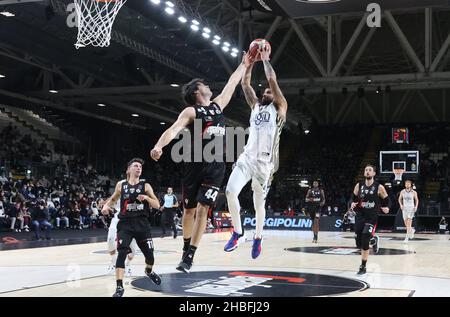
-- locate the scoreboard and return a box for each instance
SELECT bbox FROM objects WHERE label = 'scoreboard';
[392,128,409,144]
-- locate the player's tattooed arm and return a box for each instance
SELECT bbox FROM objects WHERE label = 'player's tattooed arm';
[259,46,287,119]
[101,181,122,215]
[350,183,359,210]
[378,185,390,214]
[151,107,195,161]
[241,62,258,109]
[320,189,326,206]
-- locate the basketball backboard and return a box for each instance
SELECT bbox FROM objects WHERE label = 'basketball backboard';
[379,151,419,174]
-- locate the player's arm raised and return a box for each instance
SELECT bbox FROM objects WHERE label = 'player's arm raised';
[213,52,252,110]
[259,46,287,120]
[101,181,122,215]
[378,185,390,214]
[150,107,195,161]
[241,61,258,109]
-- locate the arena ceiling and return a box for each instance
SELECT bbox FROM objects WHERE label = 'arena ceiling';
[0,0,449,132]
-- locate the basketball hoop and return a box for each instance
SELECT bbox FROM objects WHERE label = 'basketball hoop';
[393,168,404,181]
[74,0,127,49]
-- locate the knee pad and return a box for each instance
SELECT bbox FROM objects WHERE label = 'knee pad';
[116,248,128,269]
[137,239,155,266]
[361,224,374,251]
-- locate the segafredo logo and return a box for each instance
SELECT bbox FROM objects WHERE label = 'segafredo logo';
[131,270,368,297]
[243,216,312,229]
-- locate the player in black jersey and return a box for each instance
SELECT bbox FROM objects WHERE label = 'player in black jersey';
[305,180,325,243]
[350,164,390,275]
[150,54,253,273]
[101,158,161,297]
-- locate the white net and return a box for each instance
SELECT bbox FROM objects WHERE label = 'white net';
[74,0,127,49]
[393,169,404,181]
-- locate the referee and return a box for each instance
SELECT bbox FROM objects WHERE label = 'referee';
[161,187,179,238]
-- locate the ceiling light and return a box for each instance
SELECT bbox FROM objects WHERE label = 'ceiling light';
[212,39,220,45]
[131,113,139,117]
[178,16,187,23]
[49,90,58,94]
[170,83,179,87]
[164,7,175,15]
[165,1,174,7]
[0,12,15,17]
[97,103,107,107]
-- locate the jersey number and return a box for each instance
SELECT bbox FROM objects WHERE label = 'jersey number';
[205,189,218,202]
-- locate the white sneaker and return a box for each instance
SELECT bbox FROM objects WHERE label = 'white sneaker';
[410,228,415,239]
[403,237,409,243]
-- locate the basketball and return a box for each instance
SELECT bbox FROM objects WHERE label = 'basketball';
[248,39,271,61]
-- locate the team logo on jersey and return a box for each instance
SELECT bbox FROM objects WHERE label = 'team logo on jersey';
[197,107,207,115]
[124,189,129,193]
[204,116,213,122]
[130,188,135,194]
[136,189,141,193]
[208,110,215,115]
[184,199,189,204]
[255,111,271,125]
[131,270,368,297]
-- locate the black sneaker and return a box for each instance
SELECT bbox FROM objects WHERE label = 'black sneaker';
[372,236,380,254]
[357,265,367,275]
[112,286,124,297]
[145,270,161,285]
[176,260,192,274]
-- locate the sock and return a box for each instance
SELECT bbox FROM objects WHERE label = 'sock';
[185,245,197,263]
[314,233,318,240]
[183,238,191,252]
[361,260,367,268]
[116,279,123,288]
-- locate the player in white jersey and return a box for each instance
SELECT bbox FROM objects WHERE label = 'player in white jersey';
[398,180,419,242]
[224,44,287,259]
[105,199,138,275]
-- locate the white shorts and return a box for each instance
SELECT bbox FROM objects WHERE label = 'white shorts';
[235,153,274,196]
[402,207,415,220]
[107,216,138,255]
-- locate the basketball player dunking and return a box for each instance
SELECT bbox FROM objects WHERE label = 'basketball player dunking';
[150,54,252,273]
[101,158,161,297]
[398,180,419,242]
[224,45,287,259]
[305,180,325,243]
[350,164,390,275]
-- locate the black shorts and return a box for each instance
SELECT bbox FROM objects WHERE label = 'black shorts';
[182,161,225,209]
[117,217,153,250]
[355,215,378,237]
[307,205,321,220]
